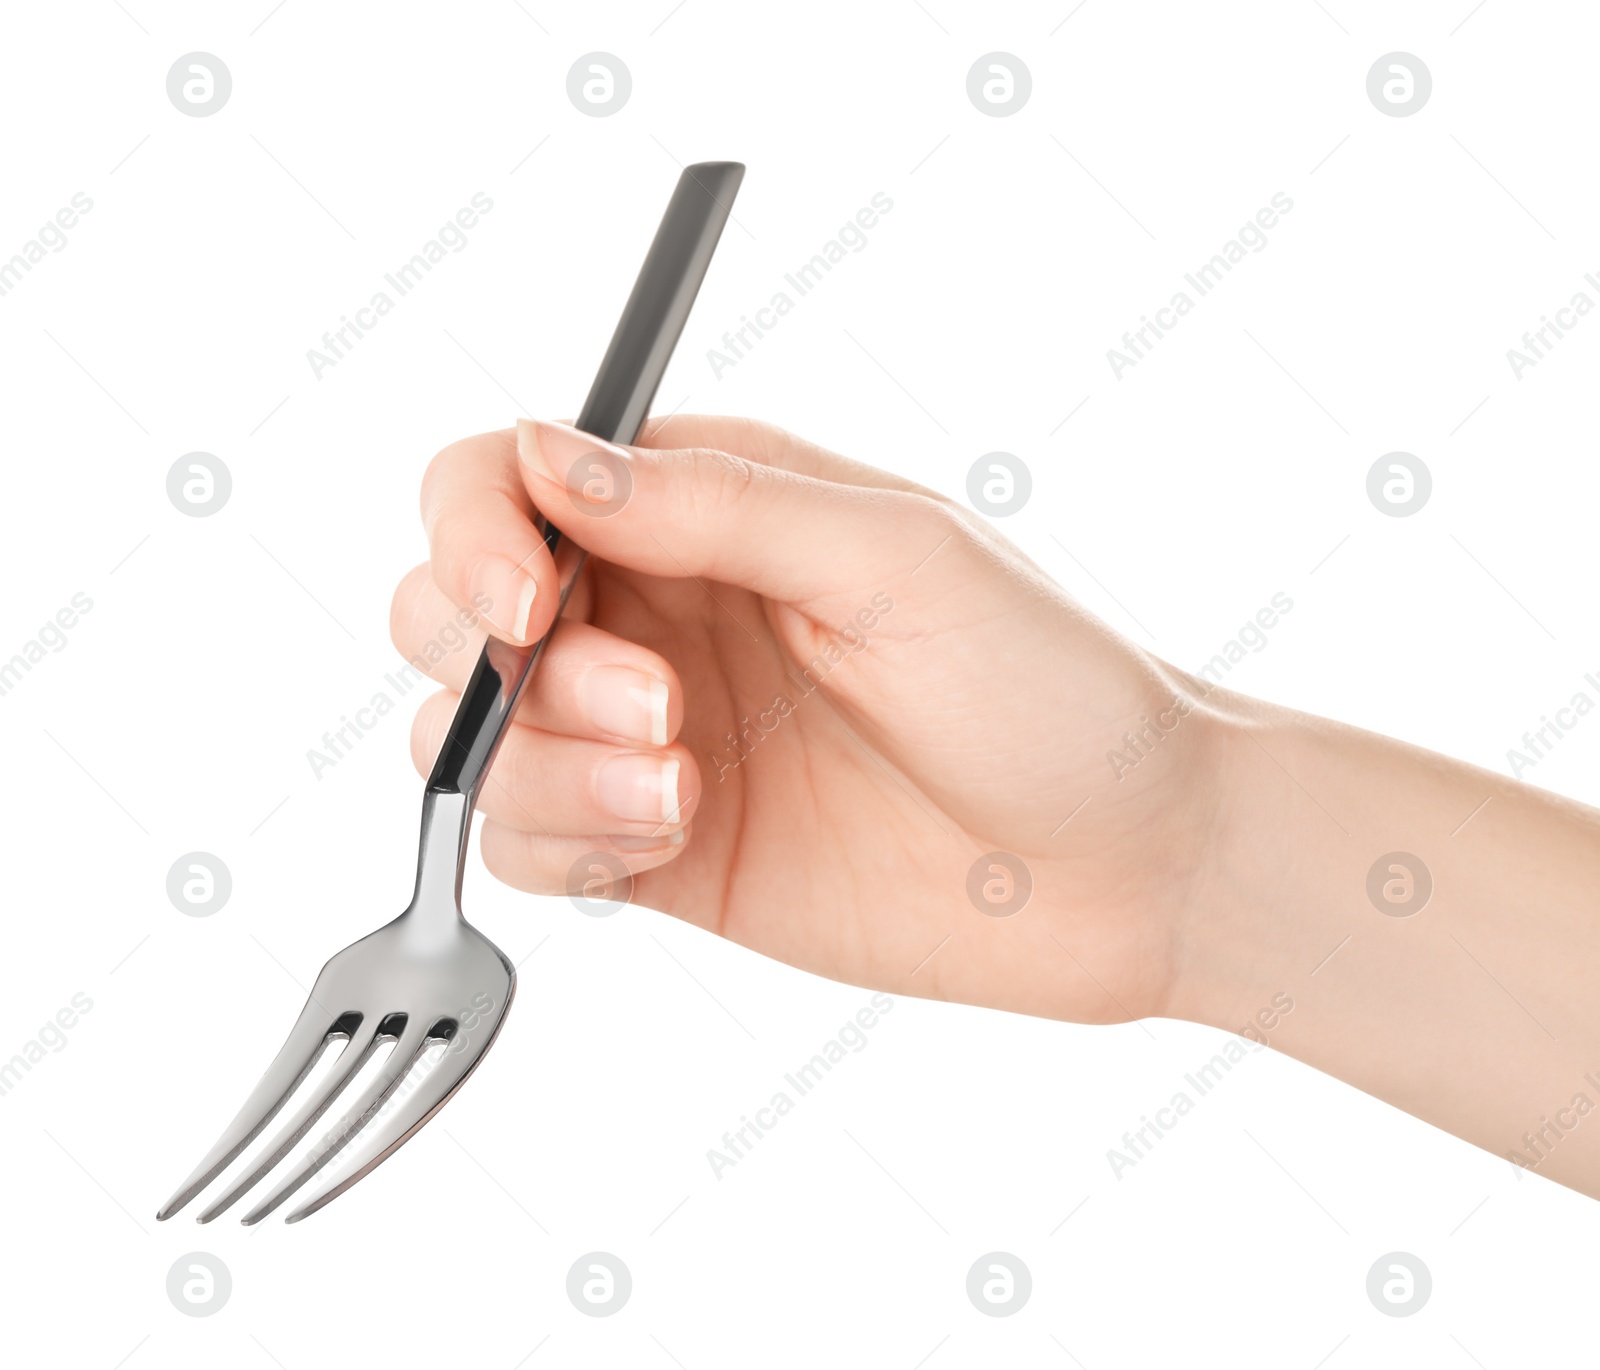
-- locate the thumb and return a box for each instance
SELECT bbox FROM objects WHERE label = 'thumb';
[515,419,952,604]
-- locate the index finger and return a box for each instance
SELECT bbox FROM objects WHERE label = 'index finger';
[419,428,559,646]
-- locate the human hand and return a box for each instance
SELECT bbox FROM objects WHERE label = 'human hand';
[391,416,1233,1025]
[395,414,1600,1198]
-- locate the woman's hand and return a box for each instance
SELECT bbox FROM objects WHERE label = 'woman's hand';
[391,416,1233,1026]
[396,413,1600,1198]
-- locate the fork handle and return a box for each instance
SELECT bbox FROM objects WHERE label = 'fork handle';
[424,161,745,807]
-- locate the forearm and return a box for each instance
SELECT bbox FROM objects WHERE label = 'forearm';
[1174,690,1600,1198]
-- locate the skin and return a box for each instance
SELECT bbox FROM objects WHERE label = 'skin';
[393,415,1600,1200]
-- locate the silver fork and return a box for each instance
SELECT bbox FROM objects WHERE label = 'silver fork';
[157,161,745,1225]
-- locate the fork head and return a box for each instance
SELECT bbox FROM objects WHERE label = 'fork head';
[157,790,517,1225]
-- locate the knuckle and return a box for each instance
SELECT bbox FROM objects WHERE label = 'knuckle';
[478,824,521,887]
[388,573,415,655]
[411,690,452,752]
[885,491,989,571]
[923,491,993,549]
[407,711,433,774]
[388,564,434,647]
[418,441,466,532]
[704,448,760,501]
[420,429,519,539]
[667,446,760,522]
[481,824,561,896]
[727,414,799,458]
[903,489,971,540]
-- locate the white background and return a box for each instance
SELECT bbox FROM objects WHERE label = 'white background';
[1,0,1597,1365]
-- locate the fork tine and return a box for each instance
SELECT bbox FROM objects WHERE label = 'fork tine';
[156,1002,362,1221]
[281,992,514,1224]
[193,1015,396,1223]
[238,1017,444,1225]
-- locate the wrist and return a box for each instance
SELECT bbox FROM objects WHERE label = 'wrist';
[1158,689,1336,1037]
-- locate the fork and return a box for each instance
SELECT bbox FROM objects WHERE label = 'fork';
[157,161,745,1225]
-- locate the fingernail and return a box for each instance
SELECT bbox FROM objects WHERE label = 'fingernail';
[515,418,556,482]
[517,418,633,514]
[518,418,627,481]
[608,829,686,853]
[582,665,670,745]
[597,753,681,825]
[474,556,537,642]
